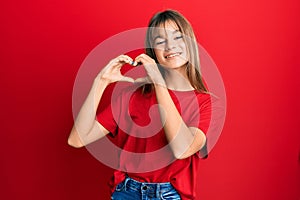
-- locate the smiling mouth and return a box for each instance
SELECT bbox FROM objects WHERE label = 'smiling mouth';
[165,52,181,59]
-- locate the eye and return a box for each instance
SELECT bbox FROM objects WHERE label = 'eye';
[174,35,183,40]
[155,39,166,45]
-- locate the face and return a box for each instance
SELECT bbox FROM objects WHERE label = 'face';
[152,21,188,70]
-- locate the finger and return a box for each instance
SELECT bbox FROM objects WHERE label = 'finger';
[135,53,153,61]
[119,54,133,60]
[130,60,142,66]
[109,60,123,69]
[109,55,134,69]
[135,55,155,66]
[134,54,146,62]
[117,55,134,64]
[134,56,147,65]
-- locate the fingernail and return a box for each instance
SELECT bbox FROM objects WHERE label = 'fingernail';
[129,60,135,66]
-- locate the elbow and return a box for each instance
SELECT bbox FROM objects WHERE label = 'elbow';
[174,155,185,160]
[67,136,84,148]
[174,151,190,160]
[175,155,189,160]
[174,141,207,160]
[68,126,85,148]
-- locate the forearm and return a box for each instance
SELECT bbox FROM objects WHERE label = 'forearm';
[154,84,196,158]
[68,54,136,147]
[68,77,109,146]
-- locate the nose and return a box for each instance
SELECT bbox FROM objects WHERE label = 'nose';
[165,39,176,51]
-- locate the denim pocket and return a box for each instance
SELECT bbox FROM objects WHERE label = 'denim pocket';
[115,181,125,192]
[160,187,181,200]
[111,181,126,199]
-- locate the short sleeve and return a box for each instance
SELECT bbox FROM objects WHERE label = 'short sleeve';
[188,93,212,159]
[188,93,212,135]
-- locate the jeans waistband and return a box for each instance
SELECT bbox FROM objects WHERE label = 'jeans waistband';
[123,176,173,197]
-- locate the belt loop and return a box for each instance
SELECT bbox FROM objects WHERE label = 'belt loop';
[156,183,160,198]
[124,177,130,192]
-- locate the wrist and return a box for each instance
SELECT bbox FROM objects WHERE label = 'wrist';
[94,75,110,87]
[152,76,166,88]
[154,82,167,91]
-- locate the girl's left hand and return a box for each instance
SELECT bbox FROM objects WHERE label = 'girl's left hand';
[134,53,165,86]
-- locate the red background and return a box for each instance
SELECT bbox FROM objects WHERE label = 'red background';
[1,0,299,199]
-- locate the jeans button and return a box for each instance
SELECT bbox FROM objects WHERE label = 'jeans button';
[142,185,148,190]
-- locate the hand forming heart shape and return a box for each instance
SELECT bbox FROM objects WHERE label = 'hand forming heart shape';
[96,54,166,86]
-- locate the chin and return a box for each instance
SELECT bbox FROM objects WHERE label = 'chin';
[162,60,188,69]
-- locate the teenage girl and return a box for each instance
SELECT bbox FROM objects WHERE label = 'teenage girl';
[68,10,212,200]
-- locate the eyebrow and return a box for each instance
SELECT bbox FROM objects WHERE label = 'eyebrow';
[153,30,180,41]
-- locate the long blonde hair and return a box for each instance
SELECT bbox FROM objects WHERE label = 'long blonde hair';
[143,10,208,93]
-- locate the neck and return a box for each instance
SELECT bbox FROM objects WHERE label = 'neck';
[163,67,194,91]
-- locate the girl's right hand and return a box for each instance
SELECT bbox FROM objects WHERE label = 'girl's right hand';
[96,55,135,84]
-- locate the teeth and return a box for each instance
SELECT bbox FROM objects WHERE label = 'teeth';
[166,53,180,58]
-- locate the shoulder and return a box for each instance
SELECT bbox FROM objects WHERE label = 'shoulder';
[193,90,211,98]
[194,91,212,104]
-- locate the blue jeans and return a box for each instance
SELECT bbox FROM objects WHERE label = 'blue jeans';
[111,177,181,200]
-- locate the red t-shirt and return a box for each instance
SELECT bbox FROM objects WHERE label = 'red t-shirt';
[97,85,211,200]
